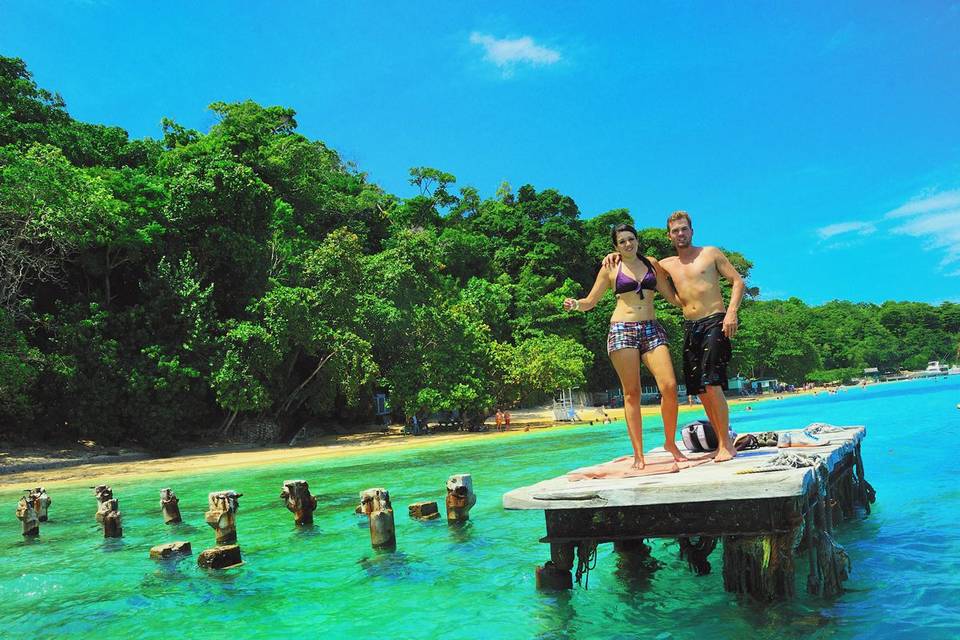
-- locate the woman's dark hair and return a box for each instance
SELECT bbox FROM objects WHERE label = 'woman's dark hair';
[611,223,639,247]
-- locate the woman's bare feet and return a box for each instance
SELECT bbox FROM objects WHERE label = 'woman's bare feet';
[631,455,645,470]
[713,445,737,463]
[664,442,689,462]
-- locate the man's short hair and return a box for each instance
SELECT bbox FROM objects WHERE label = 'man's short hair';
[666,210,692,230]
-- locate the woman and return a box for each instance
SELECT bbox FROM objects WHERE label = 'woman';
[563,224,685,469]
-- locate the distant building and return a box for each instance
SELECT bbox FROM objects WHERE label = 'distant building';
[727,375,749,392]
[863,367,880,381]
[752,378,779,394]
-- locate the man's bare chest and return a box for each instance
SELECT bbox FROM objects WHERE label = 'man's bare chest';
[665,256,718,290]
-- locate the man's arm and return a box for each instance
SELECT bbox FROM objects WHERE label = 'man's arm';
[713,248,744,338]
[601,252,621,270]
[650,257,681,307]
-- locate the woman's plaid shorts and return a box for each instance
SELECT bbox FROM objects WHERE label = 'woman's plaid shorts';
[607,320,669,355]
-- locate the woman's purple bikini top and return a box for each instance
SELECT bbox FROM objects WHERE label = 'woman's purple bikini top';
[615,255,657,299]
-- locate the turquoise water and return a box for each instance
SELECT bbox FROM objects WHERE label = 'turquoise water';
[2,378,959,639]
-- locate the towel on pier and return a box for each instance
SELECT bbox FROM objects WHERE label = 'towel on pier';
[567,452,713,481]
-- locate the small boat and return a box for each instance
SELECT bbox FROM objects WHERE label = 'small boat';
[917,361,949,377]
[948,365,960,375]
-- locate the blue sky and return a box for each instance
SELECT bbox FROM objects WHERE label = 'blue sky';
[3,1,959,305]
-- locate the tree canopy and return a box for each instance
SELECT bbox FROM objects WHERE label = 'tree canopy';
[1,56,956,451]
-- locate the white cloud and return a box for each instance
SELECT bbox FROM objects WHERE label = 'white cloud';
[890,209,960,267]
[469,32,561,69]
[816,221,876,240]
[884,189,960,218]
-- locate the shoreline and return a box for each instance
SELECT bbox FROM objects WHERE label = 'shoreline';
[0,385,839,492]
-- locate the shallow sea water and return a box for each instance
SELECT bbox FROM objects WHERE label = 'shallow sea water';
[2,377,959,639]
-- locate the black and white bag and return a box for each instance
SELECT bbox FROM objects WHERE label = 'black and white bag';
[680,420,736,452]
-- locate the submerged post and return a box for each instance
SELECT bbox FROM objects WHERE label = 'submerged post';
[408,501,440,520]
[160,488,182,524]
[16,494,40,537]
[30,487,51,522]
[445,474,477,523]
[204,490,242,545]
[150,541,192,560]
[536,542,575,590]
[721,532,796,600]
[280,480,318,526]
[358,488,396,551]
[93,485,123,538]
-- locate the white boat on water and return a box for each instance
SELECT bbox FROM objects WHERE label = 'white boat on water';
[917,361,949,377]
[949,365,960,375]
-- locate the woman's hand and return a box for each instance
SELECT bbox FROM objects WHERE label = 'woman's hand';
[563,297,580,312]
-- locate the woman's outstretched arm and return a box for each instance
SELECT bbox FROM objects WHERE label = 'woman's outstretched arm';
[563,266,611,312]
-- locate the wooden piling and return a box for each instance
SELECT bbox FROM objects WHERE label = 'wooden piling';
[445,474,477,523]
[280,480,318,526]
[721,532,796,600]
[160,488,182,524]
[359,488,396,551]
[536,542,575,590]
[30,487,51,522]
[93,485,122,538]
[16,495,39,537]
[204,490,242,545]
[805,497,820,595]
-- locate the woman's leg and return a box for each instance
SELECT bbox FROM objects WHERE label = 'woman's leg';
[642,344,686,461]
[609,348,645,468]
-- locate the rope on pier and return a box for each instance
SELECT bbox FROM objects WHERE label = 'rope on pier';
[804,423,846,435]
[679,536,718,575]
[734,450,852,596]
[734,451,824,474]
[574,542,598,589]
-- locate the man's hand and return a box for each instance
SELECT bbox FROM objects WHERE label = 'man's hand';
[601,252,621,270]
[722,310,739,338]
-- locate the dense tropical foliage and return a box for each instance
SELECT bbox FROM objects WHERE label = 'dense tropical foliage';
[1,57,957,450]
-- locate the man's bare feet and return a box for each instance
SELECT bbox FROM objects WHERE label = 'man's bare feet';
[713,446,737,463]
[664,442,689,462]
[631,455,645,470]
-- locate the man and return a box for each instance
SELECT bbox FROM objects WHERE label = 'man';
[604,211,744,462]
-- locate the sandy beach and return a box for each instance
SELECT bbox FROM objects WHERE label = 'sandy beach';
[0,389,826,492]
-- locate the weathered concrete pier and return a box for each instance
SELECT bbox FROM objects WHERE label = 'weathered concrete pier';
[503,426,874,600]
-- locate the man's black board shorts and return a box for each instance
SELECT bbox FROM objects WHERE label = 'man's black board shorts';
[682,312,731,395]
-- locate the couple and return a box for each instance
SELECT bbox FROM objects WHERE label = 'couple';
[563,211,744,469]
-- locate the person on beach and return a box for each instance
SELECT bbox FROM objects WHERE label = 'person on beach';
[495,409,504,432]
[603,211,743,462]
[563,223,687,469]
[503,411,511,430]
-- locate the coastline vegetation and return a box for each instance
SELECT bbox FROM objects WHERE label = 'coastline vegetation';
[2,56,958,451]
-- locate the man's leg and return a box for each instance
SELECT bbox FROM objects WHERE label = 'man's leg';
[699,385,735,462]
